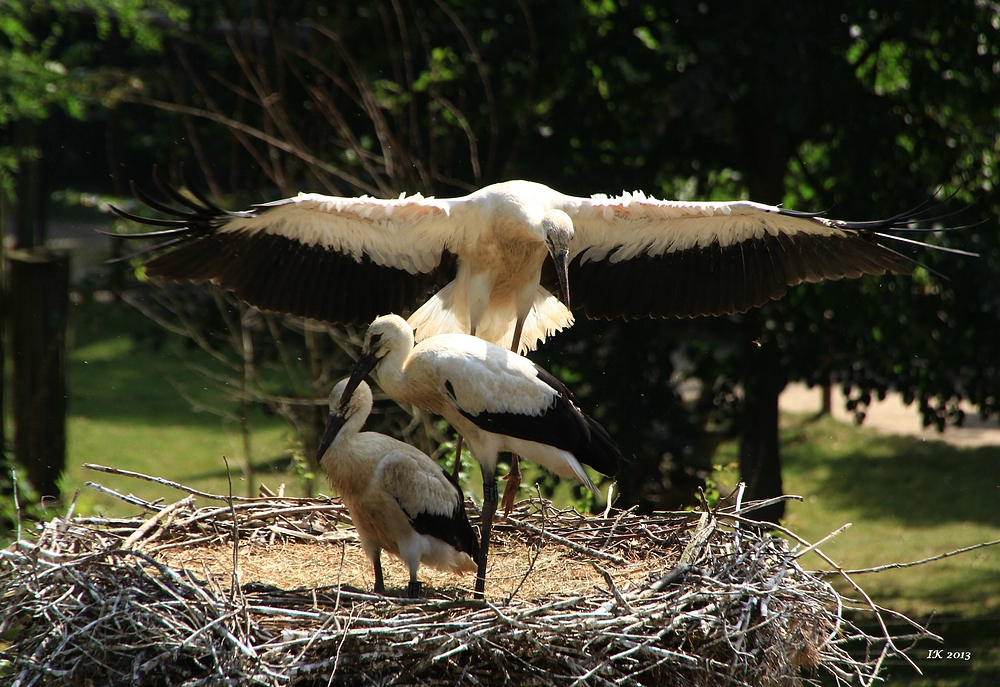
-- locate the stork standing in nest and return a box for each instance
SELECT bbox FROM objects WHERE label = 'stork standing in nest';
[317,378,480,598]
[339,314,622,598]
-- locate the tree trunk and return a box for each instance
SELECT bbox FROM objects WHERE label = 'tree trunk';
[736,118,792,524]
[820,382,833,416]
[738,312,786,523]
[8,249,70,503]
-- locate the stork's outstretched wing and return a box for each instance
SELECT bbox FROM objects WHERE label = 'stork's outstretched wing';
[108,176,466,323]
[560,194,948,320]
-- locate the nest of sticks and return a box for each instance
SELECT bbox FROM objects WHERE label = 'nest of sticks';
[1,465,935,687]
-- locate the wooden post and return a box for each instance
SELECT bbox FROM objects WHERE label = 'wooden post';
[1,193,8,463]
[7,248,70,503]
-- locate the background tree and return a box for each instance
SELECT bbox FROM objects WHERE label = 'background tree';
[533,0,1000,519]
[9,0,996,516]
[1,0,188,507]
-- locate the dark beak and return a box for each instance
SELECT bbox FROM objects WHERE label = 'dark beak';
[340,348,378,406]
[316,412,346,464]
[553,249,571,309]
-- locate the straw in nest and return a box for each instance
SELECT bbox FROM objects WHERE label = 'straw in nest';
[0,465,951,686]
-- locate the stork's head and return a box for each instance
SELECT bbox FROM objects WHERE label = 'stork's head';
[317,379,373,463]
[340,314,413,407]
[330,378,373,419]
[541,210,574,309]
[362,314,412,360]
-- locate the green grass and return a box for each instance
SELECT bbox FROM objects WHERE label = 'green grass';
[715,414,1000,685]
[61,298,310,516]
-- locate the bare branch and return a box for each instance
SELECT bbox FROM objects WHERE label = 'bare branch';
[130,97,380,195]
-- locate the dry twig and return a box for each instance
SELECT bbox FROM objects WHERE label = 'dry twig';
[0,471,947,687]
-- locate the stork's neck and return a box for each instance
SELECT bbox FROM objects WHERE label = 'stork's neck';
[331,411,367,452]
[373,345,411,403]
[322,411,370,495]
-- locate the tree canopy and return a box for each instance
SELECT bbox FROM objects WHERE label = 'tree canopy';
[0,0,188,197]
[10,0,999,514]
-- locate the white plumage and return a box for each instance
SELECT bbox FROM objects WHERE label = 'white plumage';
[340,314,622,597]
[111,177,925,354]
[317,378,479,598]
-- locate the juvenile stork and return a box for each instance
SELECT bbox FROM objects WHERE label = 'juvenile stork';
[109,175,945,354]
[339,314,622,598]
[317,378,480,598]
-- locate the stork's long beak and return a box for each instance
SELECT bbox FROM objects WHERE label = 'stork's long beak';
[315,411,346,464]
[553,249,571,309]
[341,348,378,406]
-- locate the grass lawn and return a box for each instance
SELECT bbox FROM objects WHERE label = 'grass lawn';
[715,415,1000,685]
[60,297,310,516]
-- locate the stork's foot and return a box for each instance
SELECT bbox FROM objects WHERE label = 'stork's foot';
[500,455,522,518]
[500,470,522,518]
[406,580,422,599]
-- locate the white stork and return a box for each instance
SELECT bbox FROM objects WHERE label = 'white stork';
[338,313,622,598]
[109,175,938,354]
[317,378,480,598]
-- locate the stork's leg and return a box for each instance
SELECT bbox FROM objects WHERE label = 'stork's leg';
[509,316,526,357]
[406,577,422,599]
[451,434,464,483]
[474,469,498,599]
[500,316,527,516]
[373,552,385,595]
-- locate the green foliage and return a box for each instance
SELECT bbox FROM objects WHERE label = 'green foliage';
[0,0,188,197]
[20,0,997,517]
[0,0,186,121]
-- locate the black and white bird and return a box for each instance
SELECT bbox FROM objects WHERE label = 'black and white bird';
[317,378,480,598]
[338,314,622,598]
[109,176,937,354]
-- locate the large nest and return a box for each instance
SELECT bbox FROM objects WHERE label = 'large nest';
[1,466,934,686]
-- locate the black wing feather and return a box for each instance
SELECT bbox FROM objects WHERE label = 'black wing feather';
[107,182,455,324]
[402,481,480,564]
[568,229,912,321]
[453,364,622,479]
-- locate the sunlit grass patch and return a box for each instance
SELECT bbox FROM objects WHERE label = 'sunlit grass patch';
[64,300,308,515]
[714,413,1000,618]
